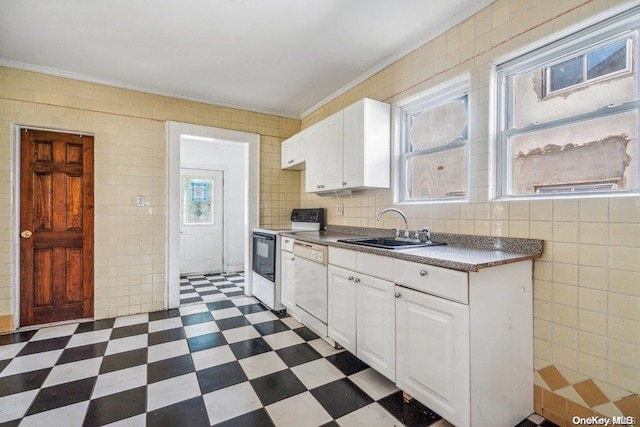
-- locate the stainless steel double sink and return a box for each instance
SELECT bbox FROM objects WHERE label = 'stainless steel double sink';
[336,237,446,250]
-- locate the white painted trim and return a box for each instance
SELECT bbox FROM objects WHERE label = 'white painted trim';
[300,0,496,118]
[166,122,260,309]
[12,126,21,329]
[0,59,299,120]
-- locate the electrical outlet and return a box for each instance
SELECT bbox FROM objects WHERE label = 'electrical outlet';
[136,195,145,207]
[336,205,344,216]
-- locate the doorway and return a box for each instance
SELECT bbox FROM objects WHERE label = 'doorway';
[18,128,94,327]
[179,168,224,275]
[166,122,260,310]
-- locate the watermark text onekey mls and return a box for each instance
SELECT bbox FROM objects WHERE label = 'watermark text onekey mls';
[572,416,637,426]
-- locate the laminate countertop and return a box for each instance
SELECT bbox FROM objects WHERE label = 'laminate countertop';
[281,226,543,272]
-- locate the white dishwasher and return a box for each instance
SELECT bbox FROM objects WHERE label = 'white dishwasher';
[293,241,328,337]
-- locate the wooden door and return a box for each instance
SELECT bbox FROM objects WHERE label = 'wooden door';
[20,129,94,326]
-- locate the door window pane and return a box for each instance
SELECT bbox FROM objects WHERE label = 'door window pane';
[183,177,214,225]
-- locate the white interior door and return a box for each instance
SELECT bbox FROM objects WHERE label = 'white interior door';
[180,169,223,274]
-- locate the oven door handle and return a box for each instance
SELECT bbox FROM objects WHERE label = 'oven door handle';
[252,233,274,241]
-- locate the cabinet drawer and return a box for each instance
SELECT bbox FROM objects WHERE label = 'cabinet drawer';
[329,247,357,270]
[393,259,468,304]
[357,252,394,281]
[281,237,295,252]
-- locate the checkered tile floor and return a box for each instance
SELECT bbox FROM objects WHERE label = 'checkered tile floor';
[180,273,245,306]
[0,296,458,426]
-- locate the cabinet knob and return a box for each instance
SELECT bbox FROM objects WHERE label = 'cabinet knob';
[348,276,354,281]
[395,292,401,298]
[419,270,428,277]
[354,278,360,283]
[318,185,325,189]
[288,159,294,164]
[291,257,295,261]
[342,181,347,186]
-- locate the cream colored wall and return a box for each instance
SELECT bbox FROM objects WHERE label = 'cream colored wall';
[0,67,300,326]
[300,0,640,407]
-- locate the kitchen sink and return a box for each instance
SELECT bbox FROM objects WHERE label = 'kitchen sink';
[336,237,446,250]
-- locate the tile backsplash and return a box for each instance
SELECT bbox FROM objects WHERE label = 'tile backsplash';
[0,66,301,323]
[298,0,640,420]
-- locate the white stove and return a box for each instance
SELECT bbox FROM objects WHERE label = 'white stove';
[251,209,324,310]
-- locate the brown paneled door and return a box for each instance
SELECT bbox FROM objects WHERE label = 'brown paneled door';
[20,129,94,326]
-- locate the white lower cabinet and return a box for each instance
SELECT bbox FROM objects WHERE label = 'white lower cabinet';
[327,266,356,354]
[327,264,395,381]
[395,286,470,427]
[357,273,395,381]
[326,247,533,427]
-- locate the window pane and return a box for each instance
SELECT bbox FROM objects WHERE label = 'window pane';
[509,110,638,195]
[512,58,637,128]
[409,98,467,150]
[406,146,467,199]
[549,56,584,92]
[587,39,627,79]
[183,177,214,224]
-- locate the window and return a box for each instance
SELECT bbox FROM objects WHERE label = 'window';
[546,39,631,94]
[396,78,470,203]
[496,7,640,198]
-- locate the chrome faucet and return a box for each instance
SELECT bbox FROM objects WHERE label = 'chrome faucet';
[376,208,410,239]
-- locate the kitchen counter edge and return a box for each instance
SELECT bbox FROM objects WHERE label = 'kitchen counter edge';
[280,230,543,273]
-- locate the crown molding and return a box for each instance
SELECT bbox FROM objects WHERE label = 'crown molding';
[0,59,300,120]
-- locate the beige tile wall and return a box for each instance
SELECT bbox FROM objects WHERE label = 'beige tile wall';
[0,67,300,326]
[299,0,640,406]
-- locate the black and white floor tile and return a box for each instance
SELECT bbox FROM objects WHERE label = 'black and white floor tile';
[180,273,245,306]
[0,296,455,426]
[0,295,558,427]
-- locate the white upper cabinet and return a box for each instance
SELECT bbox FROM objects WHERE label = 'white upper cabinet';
[281,130,306,170]
[342,98,390,190]
[290,98,390,193]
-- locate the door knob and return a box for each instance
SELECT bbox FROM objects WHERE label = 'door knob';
[20,230,33,238]
[395,292,401,298]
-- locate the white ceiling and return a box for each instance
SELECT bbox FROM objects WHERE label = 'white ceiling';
[0,0,492,118]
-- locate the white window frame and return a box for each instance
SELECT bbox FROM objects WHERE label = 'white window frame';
[394,76,470,204]
[495,6,640,200]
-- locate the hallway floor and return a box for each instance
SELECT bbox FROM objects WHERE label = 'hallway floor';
[180,273,245,306]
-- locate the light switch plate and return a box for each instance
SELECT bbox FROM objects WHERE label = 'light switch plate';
[336,205,344,216]
[136,195,145,207]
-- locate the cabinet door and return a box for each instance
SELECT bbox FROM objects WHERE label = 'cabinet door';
[281,138,292,169]
[280,250,296,312]
[357,274,395,381]
[321,111,344,190]
[328,265,357,354]
[343,100,364,188]
[396,286,470,427]
[305,124,323,192]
